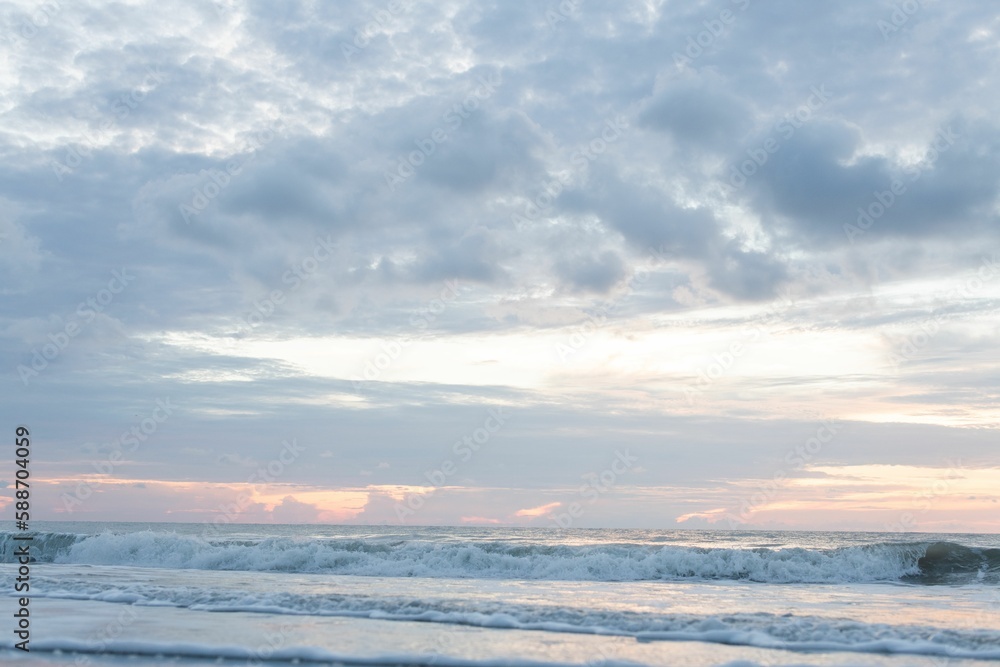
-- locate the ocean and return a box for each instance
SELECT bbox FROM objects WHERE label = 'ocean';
[2,522,1000,666]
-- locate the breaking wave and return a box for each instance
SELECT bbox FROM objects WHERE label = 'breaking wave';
[4,531,998,585]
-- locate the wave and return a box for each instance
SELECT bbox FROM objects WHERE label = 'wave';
[3,531,999,584]
[5,589,1000,662]
[3,634,1000,664]
[0,638,579,667]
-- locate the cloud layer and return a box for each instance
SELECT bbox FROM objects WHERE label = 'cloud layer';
[1,0,999,530]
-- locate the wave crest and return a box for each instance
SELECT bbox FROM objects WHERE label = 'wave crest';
[4,532,997,584]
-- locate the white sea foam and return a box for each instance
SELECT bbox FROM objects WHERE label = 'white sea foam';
[3,530,959,583]
[12,576,1000,659]
[0,637,586,667]
[4,528,1000,663]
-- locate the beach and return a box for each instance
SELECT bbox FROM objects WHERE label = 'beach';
[3,522,999,666]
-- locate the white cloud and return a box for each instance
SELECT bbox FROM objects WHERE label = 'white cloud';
[2,0,999,529]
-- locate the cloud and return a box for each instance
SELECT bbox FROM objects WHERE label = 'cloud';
[2,0,999,530]
[554,250,626,293]
[513,501,562,518]
[744,118,1000,247]
[639,75,753,152]
[270,495,322,523]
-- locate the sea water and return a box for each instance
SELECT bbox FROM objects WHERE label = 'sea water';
[2,522,999,666]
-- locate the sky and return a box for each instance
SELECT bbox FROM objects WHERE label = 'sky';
[1,0,999,532]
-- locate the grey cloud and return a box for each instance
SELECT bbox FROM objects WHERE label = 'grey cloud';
[2,0,1000,527]
[566,171,718,256]
[639,77,752,151]
[744,118,1000,246]
[409,230,506,285]
[706,242,788,301]
[554,250,626,293]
